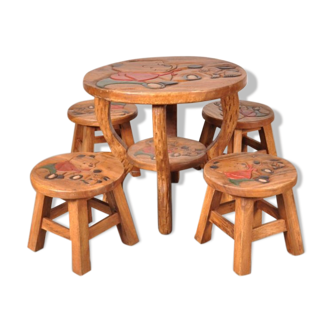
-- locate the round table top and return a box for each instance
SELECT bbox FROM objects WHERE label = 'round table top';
[83,56,247,105]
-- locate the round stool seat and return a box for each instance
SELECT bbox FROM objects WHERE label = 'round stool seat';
[30,152,124,199]
[202,100,274,129]
[204,153,297,198]
[127,137,207,172]
[68,100,138,127]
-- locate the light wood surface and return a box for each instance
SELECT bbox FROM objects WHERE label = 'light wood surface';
[204,153,297,198]
[195,152,304,275]
[84,56,247,104]
[68,100,138,127]
[30,152,124,199]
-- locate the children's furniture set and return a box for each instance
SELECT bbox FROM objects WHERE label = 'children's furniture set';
[28,57,304,276]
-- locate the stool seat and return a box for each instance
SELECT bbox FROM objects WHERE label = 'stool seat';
[203,100,274,129]
[30,152,124,199]
[127,137,207,171]
[204,153,297,198]
[68,100,138,127]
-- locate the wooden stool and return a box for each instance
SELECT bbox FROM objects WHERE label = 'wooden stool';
[195,153,304,276]
[199,100,277,155]
[28,152,139,276]
[68,100,141,177]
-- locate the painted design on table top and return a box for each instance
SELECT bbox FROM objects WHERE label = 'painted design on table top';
[213,101,269,120]
[96,60,242,90]
[70,102,130,117]
[39,154,111,185]
[209,157,285,186]
[134,139,205,160]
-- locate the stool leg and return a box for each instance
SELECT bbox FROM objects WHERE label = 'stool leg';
[260,124,277,156]
[102,189,118,209]
[199,121,217,147]
[253,200,263,228]
[227,133,234,154]
[234,198,254,276]
[195,187,221,244]
[171,171,180,183]
[277,190,304,255]
[232,129,243,153]
[113,185,139,246]
[71,124,84,152]
[81,126,95,152]
[28,193,52,252]
[119,122,141,177]
[241,133,249,152]
[68,200,91,276]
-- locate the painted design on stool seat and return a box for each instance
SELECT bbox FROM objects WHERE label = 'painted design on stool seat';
[40,154,110,185]
[134,139,205,160]
[210,158,285,186]
[97,60,242,90]
[70,102,130,117]
[214,101,268,119]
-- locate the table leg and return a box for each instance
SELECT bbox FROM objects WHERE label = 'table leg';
[166,104,179,183]
[166,104,177,137]
[94,98,132,175]
[207,93,240,160]
[153,105,172,234]
[150,104,181,183]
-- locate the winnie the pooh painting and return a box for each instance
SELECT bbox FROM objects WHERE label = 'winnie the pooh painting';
[97,59,242,90]
[40,154,110,185]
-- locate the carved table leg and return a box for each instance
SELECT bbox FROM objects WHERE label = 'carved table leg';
[153,105,172,234]
[94,98,132,176]
[207,93,240,160]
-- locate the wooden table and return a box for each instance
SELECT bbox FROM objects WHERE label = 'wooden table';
[83,56,247,234]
